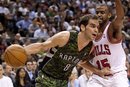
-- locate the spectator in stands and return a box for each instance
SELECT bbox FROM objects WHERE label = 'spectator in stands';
[68,72,79,87]
[32,60,38,78]
[0,22,4,34]
[18,2,29,16]
[0,2,10,27]
[11,33,24,45]
[16,13,32,37]
[78,69,93,87]
[0,64,13,87]
[0,35,6,64]
[28,18,40,37]
[14,67,32,87]
[34,24,50,40]
[66,20,80,32]
[25,60,35,87]
[35,7,46,20]
[3,64,15,86]
[67,66,80,87]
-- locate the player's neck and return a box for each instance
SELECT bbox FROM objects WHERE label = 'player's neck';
[78,33,90,51]
[78,32,91,42]
[99,21,110,33]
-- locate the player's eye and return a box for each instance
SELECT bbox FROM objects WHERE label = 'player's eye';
[96,11,100,14]
[100,11,105,14]
[90,24,96,28]
[96,11,105,14]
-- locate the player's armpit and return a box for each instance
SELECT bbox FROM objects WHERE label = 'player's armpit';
[108,24,122,43]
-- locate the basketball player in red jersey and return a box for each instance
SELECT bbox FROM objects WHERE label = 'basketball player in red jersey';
[80,0,129,87]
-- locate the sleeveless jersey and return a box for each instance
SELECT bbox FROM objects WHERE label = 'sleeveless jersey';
[39,31,93,80]
[92,22,127,73]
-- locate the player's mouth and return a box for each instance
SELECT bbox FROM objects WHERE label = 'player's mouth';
[98,17,103,22]
[92,34,97,38]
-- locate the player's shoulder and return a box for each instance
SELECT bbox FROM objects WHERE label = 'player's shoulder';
[56,31,70,36]
[48,31,70,42]
[47,31,70,46]
[57,30,78,36]
[52,31,70,39]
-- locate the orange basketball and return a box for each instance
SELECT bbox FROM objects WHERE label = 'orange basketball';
[3,44,28,67]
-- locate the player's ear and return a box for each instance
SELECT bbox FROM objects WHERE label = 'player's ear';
[80,24,85,31]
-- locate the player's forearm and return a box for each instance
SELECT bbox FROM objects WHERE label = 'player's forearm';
[115,0,124,19]
[24,43,44,55]
[79,61,100,75]
[111,0,124,39]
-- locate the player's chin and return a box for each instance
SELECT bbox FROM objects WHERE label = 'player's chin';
[90,37,96,40]
[93,35,97,39]
[99,20,103,24]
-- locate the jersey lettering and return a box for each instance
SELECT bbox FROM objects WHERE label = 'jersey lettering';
[94,44,111,56]
[59,53,80,64]
[63,64,72,71]
[96,58,111,69]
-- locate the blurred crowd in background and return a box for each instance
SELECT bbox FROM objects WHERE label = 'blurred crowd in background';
[0,0,130,87]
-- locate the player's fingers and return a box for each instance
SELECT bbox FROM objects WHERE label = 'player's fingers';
[106,68,113,75]
[101,67,112,75]
[105,67,111,70]
[102,75,108,79]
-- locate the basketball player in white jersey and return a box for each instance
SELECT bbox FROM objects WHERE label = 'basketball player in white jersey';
[79,0,129,87]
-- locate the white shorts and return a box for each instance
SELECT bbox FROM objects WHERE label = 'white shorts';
[87,70,129,87]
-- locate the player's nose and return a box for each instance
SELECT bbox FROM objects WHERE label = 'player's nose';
[95,27,98,33]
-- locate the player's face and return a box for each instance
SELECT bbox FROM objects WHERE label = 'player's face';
[85,19,99,40]
[96,5,110,24]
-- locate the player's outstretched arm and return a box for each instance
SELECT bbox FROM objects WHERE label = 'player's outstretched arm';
[24,31,70,55]
[108,0,124,42]
[24,41,52,55]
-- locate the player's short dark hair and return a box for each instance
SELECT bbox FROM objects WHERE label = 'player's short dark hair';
[79,14,98,27]
[96,4,113,13]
